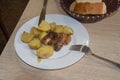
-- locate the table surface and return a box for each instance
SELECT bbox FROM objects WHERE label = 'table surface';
[0,0,120,80]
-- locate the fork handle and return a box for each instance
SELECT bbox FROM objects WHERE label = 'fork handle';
[91,53,120,68]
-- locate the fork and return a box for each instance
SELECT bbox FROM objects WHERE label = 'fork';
[70,45,120,69]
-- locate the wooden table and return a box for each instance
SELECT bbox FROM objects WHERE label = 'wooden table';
[0,0,120,80]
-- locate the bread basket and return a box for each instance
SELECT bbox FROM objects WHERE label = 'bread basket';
[60,0,120,23]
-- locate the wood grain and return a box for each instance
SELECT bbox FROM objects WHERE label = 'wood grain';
[0,0,120,80]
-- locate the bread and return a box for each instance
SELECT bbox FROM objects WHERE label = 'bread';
[70,0,106,15]
[74,2,106,14]
[76,0,102,3]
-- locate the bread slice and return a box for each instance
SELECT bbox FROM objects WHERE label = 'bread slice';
[76,0,102,3]
[73,2,106,14]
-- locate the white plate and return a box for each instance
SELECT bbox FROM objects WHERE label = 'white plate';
[14,14,89,70]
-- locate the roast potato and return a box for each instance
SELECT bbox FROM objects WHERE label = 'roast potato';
[38,20,51,32]
[49,22,56,31]
[28,38,41,49]
[30,27,41,37]
[63,26,73,35]
[39,32,48,41]
[37,46,54,59]
[21,31,34,43]
[54,25,64,33]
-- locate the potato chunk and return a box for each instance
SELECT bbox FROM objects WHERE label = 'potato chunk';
[39,32,48,41]
[49,22,56,31]
[54,25,64,33]
[63,26,73,35]
[21,31,34,43]
[30,27,41,37]
[28,38,41,49]
[37,46,54,59]
[38,20,51,32]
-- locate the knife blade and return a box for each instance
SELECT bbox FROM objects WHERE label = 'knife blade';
[38,0,48,25]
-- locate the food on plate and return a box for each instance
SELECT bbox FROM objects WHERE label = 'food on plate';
[41,31,71,51]
[70,0,106,14]
[37,46,54,59]
[21,20,73,60]
[42,31,64,51]
[30,27,41,37]
[39,32,48,41]
[63,34,71,45]
[63,26,73,35]
[37,20,51,31]
[21,31,34,43]
[49,22,56,31]
[54,25,64,33]
[28,38,41,49]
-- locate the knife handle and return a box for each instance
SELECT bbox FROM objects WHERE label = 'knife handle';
[38,0,48,25]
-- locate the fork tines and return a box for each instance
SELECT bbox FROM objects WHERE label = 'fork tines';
[70,45,90,53]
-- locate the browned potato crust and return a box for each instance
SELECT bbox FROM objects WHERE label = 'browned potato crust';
[49,22,56,31]
[38,20,51,32]
[21,31,34,43]
[37,46,54,59]
[30,27,41,37]
[54,25,64,33]
[63,26,73,35]
[39,32,48,41]
[28,38,41,49]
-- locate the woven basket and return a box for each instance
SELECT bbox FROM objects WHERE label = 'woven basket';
[60,0,120,23]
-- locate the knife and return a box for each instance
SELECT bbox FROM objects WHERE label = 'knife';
[38,0,48,25]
